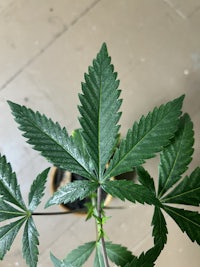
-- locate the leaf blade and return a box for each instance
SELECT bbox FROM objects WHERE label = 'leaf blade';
[94,242,105,267]
[22,217,39,267]
[105,96,184,179]
[8,101,94,180]
[124,244,161,267]
[163,206,200,245]
[45,180,98,208]
[158,114,194,197]
[28,168,50,212]
[105,242,134,266]
[102,180,160,206]
[162,167,200,206]
[63,241,96,267]
[136,166,155,193]
[50,253,66,267]
[151,207,168,249]
[0,154,26,210]
[0,217,26,260]
[78,43,122,179]
[0,199,25,222]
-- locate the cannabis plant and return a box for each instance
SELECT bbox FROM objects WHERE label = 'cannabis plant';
[0,43,199,267]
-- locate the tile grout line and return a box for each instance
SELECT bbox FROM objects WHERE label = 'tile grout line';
[0,0,100,92]
[161,0,187,20]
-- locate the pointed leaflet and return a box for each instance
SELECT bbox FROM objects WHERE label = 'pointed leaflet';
[124,245,161,267]
[0,199,25,222]
[62,241,96,266]
[134,245,161,267]
[72,129,93,168]
[78,43,122,179]
[51,253,66,267]
[94,242,105,267]
[0,155,26,210]
[158,114,194,197]
[105,242,134,266]
[51,242,96,267]
[0,217,26,260]
[163,206,200,245]
[136,166,156,193]
[22,217,39,267]
[8,101,94,180]
[151,207,168,249]
[162,167,200,206]
[105,96,184,179]
[102,180,160,206]
[28,168,50,212]
[46,180,98,207]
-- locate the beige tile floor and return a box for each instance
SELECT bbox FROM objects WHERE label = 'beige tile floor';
[0,0,200,266]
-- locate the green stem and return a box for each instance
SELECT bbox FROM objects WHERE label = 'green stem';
[97,186,110,267]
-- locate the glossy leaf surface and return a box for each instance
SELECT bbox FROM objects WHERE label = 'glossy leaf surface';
[136,166,155,193]
[162,167,200,206]
[28,168,50,212]
[22,217,39,267]
[102,180,160,206]
[163,206,200,245]
[105,242,134,266]
[72,129,94,170]
[79,43,122,179]
[105,96,184,179]
[0,199,24,222]
[63,241,96,267]
[158,114,194,197]
[8,101,94,180]
[0,217,25,259]
[0,155,25,210]
[124,244,161,267]
[151,207,168,249]
[94,242,105,267]
[46,180,98,207]
[51,253,66,267]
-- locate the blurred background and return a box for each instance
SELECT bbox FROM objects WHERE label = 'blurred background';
[0,0,200,266]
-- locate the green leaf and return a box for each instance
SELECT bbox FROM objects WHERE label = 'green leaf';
[124,245,161,267]
[158,114,194,197]
[22,217,39,267]
[28,168,50,212]
[0,198,25,222]
[125,244,161,267]
[45,180,98,208]
[163,205,200,245]
[151,207,168,249]
[0,217,26,260]
[105,242,134,266]
[63,241,96,266]
[94,242,105,267]
[162,167,200,206]
[8,101,94,180]
[105,95,184,179]
[0,154,26,210]
[136,245,161,267]
[72,129,94,170]
[102,180,160,206]
[50,253,65,267]
[136,166,155,193]
[78,43,122,179]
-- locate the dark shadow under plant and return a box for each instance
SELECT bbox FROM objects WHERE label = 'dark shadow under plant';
[0,43,199,267]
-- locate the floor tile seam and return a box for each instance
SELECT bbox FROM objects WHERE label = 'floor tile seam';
[130,229,152,252]
[161,0,187,20]
[38,220,83,256]
[0,0,101,92]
